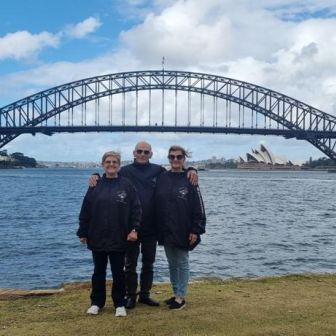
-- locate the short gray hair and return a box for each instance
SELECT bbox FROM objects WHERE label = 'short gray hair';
[101,151,121,164]
[134,141,152,151]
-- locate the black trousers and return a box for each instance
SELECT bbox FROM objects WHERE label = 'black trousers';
[90,250,126,308]
[125,235,157,298]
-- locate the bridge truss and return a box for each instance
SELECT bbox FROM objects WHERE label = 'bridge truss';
[0,70,336,159]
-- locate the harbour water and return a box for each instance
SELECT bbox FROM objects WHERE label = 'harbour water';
[0,168,335,289]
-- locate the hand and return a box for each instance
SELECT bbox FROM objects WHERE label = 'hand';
[79,237,87,244]
[187,169,198,186]
[89,175,99,187]
[189,233,198,245]
[127,230,138,242]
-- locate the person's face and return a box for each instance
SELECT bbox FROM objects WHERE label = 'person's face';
[168,150,185,171]
[102,155,120,176]
[133,143,152,164]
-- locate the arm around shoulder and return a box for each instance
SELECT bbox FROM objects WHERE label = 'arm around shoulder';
[89,173,100,187]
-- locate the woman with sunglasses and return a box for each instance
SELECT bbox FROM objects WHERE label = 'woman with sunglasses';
[155,145,206,310]
[77,151,142,317]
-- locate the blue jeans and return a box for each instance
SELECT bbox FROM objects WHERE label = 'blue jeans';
[164,245,189,298]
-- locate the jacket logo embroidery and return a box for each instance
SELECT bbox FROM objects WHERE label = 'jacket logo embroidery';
[116,190,127,204]
[177,187,188,200]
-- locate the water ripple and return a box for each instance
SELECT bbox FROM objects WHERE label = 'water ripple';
[0,168,335,288]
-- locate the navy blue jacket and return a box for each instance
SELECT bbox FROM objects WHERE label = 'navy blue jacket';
[77,175,142,252]
[119,161,165,236]
[155,171,206,250]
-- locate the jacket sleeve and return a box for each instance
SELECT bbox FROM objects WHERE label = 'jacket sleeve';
[77,187,94,238]
[128,183,142,232]
[190,184,206,235]
[154,175,164,244]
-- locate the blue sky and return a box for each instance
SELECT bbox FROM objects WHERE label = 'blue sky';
[0,0,127,75]
[1,0,336,162]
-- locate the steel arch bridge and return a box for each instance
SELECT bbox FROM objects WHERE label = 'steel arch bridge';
[1,70,336,159]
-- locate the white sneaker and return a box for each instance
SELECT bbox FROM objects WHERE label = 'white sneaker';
[87,305,100,315]
[115,306,127,317]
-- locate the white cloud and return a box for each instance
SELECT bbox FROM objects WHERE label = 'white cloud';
[0,49,139,105]
[120,0,234,65]
[120,0,295,65]
[261,0,336,20]
[64,17,102,39]
[0,30,59,61]
[118,0,336,114]
[0,16,102,62]
[2,0,336,161]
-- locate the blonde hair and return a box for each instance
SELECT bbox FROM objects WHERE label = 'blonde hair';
[101,151,121,164]
[168,145,191,158]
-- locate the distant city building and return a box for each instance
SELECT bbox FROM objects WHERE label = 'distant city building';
[36,160,133,169]
[210,156,225,164]
[238,144,302,170]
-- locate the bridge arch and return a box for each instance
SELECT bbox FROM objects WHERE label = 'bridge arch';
[1,70,336,159]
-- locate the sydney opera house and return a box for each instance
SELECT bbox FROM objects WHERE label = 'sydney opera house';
[238,144,302,170]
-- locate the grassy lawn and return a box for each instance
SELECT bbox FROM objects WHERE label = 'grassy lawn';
[1,274,335,336]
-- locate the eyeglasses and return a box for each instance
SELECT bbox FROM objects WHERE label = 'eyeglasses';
[168,154,185,161]
[104,160,119,165]
[136,149,151,155]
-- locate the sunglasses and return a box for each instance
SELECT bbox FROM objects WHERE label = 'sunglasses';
[104,160,119,165]
[136,149,151,155]
[168,154,185,161]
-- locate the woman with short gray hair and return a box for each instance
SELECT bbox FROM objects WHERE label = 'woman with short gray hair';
[77,150,142,317]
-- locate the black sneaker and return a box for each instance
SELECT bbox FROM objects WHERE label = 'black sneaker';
[164,296,176,305]
[169,299,186,310]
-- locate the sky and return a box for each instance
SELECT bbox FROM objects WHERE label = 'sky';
[1,0,336,163]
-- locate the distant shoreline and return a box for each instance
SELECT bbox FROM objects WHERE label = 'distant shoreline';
[1,166,335,172]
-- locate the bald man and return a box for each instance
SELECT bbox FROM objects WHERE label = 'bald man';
[90,141,198,309]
